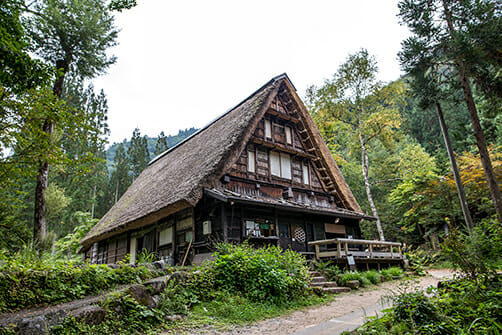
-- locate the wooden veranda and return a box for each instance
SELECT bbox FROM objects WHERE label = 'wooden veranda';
[308,238,404,270]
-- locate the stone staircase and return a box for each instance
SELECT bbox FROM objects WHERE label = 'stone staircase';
[309,271,351,294]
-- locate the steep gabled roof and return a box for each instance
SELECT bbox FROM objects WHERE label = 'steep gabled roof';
[81,74,362,249]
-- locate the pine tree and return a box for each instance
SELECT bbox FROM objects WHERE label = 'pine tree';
[398,0,502,223]
[110,143,130,204]
[128,128,150,180]
[153,131,169,157]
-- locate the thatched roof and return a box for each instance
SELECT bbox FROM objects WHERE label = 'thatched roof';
[81,74,363,249]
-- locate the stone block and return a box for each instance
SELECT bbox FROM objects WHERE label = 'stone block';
[345,280,360,289]
[69,305,107,326]
[128,285,156,308]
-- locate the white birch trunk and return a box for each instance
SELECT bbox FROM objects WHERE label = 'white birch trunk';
[360,134,385,241]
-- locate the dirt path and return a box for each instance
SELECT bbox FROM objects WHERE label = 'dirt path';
[197,269,453,335]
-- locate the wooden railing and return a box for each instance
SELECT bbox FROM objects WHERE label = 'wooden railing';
[308,238,403,260]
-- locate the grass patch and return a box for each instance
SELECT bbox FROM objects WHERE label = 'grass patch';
[190,291,332,325]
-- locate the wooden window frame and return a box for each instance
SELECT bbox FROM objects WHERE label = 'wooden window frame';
[269,151,292,180]
[247,150,256,173]
[265,119,272,139]
[285,126,292,145]
[302,161,310,185]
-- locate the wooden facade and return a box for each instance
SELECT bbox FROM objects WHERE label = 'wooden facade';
[82,74,376,265]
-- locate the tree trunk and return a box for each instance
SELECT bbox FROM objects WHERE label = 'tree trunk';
[436,102,474,230]
[115,179,119,204]
[360,134,385,241]
[91,184,96,219]
[457,67,502,223]
[33,60,68,248]
[443,0,502,223]
[33,159,50,246]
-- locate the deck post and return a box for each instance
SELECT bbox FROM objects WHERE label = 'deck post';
[369,243,373,258]
[390,245,394,258]
[337,240,341,258]
[398,245,402,258]
[315,244,320,260]
[344,241,349,257]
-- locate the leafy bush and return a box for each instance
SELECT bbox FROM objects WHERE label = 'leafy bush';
[201,243,310,303]
[442,217,502,277]
[340,271,371,287]
[0,251,158,312]
[393,291,440,325]
[363,270,381,285]
[351,275,502,334]
[157,280,200,315]
[380,266,403,281]
[314,260,343,284]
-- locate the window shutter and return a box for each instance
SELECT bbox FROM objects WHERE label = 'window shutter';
[280,153,291,179]
[285,126,292,144]
[270,151,280,176]
[248,150,255,172]
[302,162,310,184]
[265,120,272,138]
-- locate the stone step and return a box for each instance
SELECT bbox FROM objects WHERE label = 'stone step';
[310,281,339,288]
[311,276,326,283]
[308,271,322,277]
[322,287,351,294]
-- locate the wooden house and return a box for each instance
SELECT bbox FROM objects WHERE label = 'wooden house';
[80,74,379,266]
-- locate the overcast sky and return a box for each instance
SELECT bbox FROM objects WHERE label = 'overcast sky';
[93,0,411,145]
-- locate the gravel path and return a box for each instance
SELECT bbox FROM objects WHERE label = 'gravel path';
[189,269,452,335]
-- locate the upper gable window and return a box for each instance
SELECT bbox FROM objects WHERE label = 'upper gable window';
[270,151,291,179]
[280,153,291,179]
[248,150,256,173]
[285,126,292,144]
[270,151,280,176]
[264,119,272,139]
[302,162,310,185]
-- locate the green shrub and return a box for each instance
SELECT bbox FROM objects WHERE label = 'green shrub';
[443,217,502,277]
[0,253,158,312]
[380,266,403,281]
[392,291,440,325]
[340,271,371,287]
[314,261,343,284]
[363,270,381,285]
[207,243,310,303]
[157,280,200,315]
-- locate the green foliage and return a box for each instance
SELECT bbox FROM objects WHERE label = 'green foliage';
[190,290,330,325]
[339,272,371,288]
[442,217,502,277]
[379,267,404,282]
[153,131,169,157]
[0,0,50,94]
[197,243,310,303]
[393,291,441,326]
[0,250,156,312]
[353,275,502,334]
[363,270,382,285]
[127,127,150,179]
[309,49,408,240]
[157,280,200,315]
[46,183,72,229]
[313,260,343,283]
[27,0,118,79]
[54,211,97,259]
[405,248,448,275]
